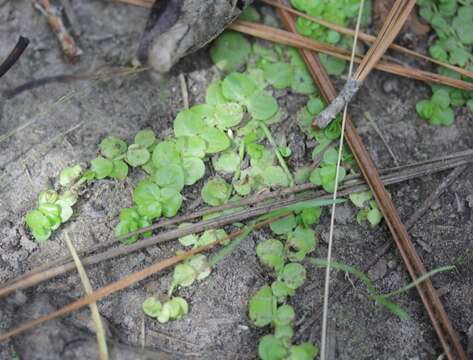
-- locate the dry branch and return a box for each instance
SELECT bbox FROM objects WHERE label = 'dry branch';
[33,0,82,60]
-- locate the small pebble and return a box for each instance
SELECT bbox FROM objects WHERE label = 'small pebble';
[382,79,399,94]
[466,194,473,208]
[368,259,387,280]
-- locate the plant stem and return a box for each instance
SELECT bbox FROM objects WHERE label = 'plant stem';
[64,233,109,360]
[259,121,295,187]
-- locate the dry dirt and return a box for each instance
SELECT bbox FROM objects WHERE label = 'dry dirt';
[1,1,473,360]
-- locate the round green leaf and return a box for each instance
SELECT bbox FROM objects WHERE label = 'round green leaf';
[249,286,274,327]
[201,127,231,153]
[201,178,232,206]
[214,151,240,173]
[152,141,181,168]
[247,93,279,120]
[281,262,306,290]
[210,31,251,72]
[153,164,185,192]
[91,156,113,179]
[214,102,244,129]
[287,342,318,360]
[256,239,285,272]
[182,157,206,185]
[188,254,212,280]
[263,62,293,89]
[175,136,207,158]
[134,129,156,148]
[39,203,62,230]
[174,109,208,137]
[99,136,127,159]
[160,187,183,217]
[115,219,139,244]
[110,159,129,181]
[172,263,197,288]
[274,304,295,326]
[221,72,258,103]
[367,207,382,227]
[262,166,289,187]
[270,214,297,235]
[286,226,316,261]
[126,144,150,167]
[26,209,52,242]
[59,165,82,187]
[206,81,227,106]
[172,297,189,318]
[258,335,288,360]
[38,190,59,205]
[142,297,162,318]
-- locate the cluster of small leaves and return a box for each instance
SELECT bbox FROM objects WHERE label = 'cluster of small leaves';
[349,191,383,227]
[291,0,369,75]
[296,97,357,195]
[142,296,188,323]
[249,209,320,360]
[25,165,88,241]
[416,0,473,125]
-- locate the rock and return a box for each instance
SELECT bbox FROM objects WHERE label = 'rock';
[368,259,387,280]
[466,194,473,209]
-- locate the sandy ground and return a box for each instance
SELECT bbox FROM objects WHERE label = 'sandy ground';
[1,1,473,359]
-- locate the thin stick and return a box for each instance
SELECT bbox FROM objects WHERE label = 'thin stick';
[179,73,189,109]
[0,36,29,78]
[0,215,286,341]
[64,233,109,360]
[320,2,364,357]
[229,21,473,92]
[277,3,467,359]
[1,151,472,298]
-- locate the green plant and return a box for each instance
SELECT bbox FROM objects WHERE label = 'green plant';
[25,165,87,241]
[291,0,370,75]
[415,0,473,124]
[349,191,383,227]
[91,136,129,180]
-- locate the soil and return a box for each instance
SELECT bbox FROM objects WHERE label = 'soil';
[1,1,473,360]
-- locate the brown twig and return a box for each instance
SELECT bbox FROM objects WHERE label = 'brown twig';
[1,151,472,299]
[32,0,82,60]
[0,36,29,78]
[277,3,467,359]
[0,214,286,341]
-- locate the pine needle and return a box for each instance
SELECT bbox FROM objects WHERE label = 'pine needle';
[64,233,109,360]
[230,21,473,93]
